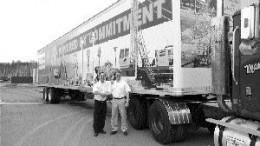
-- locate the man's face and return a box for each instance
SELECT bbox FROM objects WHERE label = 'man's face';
[99,73,106,82]
[115,72,121,81]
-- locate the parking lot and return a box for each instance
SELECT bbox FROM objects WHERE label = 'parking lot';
[0,83,214,146]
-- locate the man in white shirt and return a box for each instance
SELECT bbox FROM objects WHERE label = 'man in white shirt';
[110,70,131,136]
[92,72,111,137]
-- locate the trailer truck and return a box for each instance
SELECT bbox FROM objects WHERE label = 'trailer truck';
[37,0,240,144]
[206,3,260,146]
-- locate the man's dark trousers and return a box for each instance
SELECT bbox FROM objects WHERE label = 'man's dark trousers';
[93,100,107,133]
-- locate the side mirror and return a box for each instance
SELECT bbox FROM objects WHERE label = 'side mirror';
[241,5,259,40]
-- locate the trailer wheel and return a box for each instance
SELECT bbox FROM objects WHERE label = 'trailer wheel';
[48,88,60,104]
[149,100,188,144]
[70,91,85,101]
[70,93,77,100]
[42,88,45,99]
[43,87,48,101]
[77,92,86,101]
[127,97,147,129]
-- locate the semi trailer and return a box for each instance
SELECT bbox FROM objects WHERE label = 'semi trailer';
[37,0,240,144]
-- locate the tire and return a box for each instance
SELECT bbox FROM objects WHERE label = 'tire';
[171,124,188,142]
[70,91,85,101]
[43,87,48,102]
[77,92,86,101]
[70,93,77,100]
[149,100,188,144]
[207,123,216,135]
[42,88,45,99]
[127,97,147,129]
[48,88,60,104]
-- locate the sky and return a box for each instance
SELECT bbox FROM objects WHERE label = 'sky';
[0,0,118,63]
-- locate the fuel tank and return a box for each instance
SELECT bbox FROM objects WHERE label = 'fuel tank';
[214,117,260,146]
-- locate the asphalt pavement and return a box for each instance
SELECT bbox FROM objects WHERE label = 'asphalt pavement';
[0,83,214,146]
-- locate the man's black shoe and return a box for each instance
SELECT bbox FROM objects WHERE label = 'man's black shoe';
[93,133,99,137]
[123,131,128,136]
[99,130,106,134]
[110,131,117,135]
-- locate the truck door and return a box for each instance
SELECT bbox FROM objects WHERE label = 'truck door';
[239,42,260,117]
[233,8,260,119]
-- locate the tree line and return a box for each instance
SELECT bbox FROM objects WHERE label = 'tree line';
[0,61,37,77]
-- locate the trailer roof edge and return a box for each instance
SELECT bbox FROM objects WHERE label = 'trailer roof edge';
[38,0,124,51]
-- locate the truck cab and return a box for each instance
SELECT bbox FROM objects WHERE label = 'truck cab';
[232,5,260,120]
[207,4,260,146]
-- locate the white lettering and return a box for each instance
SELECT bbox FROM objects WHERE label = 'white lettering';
[154,0,165,19]
[116,18,123,33]
[244,62,260,74]
[57,0,171,58]
[143,3,154,25]
[123,13,131,31]
[254,63,258,70]
[113,21,116,35]
[94,29,99,42]
[106,22,113,38]
[79,35,87,49]
[249,65,254,73]
[87,32,92,44]
[99,26,106,40]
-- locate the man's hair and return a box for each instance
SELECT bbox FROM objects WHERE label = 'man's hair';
[99,71,106,76]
